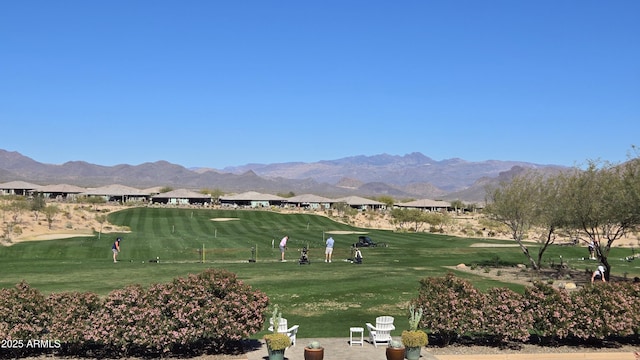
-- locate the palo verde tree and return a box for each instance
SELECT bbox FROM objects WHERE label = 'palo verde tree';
[529,172,572,267]
[43,204,60,230]
[375,195,395,209]
[1,196,30,240]
[484,171,547,270]
[563,158,640,279]
[30,193,46,222]
[391,208,429,232]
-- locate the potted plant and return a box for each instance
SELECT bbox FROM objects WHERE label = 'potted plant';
[386,340,405,360]
[264,305,291,360]
[304,340,324,360]
[401,305,428,360]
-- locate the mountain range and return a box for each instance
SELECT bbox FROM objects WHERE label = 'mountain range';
[0,150,565,203]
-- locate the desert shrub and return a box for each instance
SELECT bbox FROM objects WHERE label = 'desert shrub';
[0,281,49,339]
[569,283,636,340]
[413,273,485,346]
[86,284,150,356]
[47,291,102,355]
[429,226,444,233]
[524,282,574,341]
[86,268,268,357]
[483,287,532,343]
[0,282,50,357]
[616,282,640,334]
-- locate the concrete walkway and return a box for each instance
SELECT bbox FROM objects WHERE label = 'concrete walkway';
[239,338,637,360]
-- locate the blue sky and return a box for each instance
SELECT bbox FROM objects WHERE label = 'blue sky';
[1,1,638,169]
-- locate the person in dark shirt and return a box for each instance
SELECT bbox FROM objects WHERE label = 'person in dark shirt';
[112,237,122,263]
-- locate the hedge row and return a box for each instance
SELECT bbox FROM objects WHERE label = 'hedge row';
[0,269,269,358]
[413,273,640,346]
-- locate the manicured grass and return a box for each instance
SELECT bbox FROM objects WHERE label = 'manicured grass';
[1,208,638,338]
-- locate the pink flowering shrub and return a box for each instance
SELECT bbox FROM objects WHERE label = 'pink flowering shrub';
[414,273,485,345]
[47,291,102,354]
[0,282,50,357]
[0,281,49,340]
[614,282,640,335]
[86,268,268,357]
[86,284,156,355]
[0,269,268,358]
[483,287,532,343]
[569,283,636,340]
[523,282,574,341]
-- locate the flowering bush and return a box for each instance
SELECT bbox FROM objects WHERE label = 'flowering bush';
[86,268,269,357]
[0,269,268,358]
[569,282,636,340]
[0,282,50,357]
[47,291,102,354]
[483,287,532,343]
[524,281,574,341]
[614,282,640,335]
[414,273,485,345]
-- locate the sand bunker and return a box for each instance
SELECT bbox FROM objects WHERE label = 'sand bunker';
[324,230,368,235]
[16,232,94,242]
[470,243,519,247]
[210,218,240,222]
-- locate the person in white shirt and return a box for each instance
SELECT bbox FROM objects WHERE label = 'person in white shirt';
[591,265,606,283]
[279,236,288,262]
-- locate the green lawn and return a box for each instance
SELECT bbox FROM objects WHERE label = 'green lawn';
[1,208,639,338]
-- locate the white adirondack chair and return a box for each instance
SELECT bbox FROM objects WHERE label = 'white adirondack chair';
[365,316,395,347]
[268,318,299,346]
[286,324,299,346]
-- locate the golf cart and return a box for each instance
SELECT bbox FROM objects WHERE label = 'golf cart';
[353,236,376,248]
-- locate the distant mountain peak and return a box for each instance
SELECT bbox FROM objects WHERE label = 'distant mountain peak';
[0,149,566,203]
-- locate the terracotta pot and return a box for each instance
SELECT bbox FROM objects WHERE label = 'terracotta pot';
[386,347,405,360]
[304,347,324,360]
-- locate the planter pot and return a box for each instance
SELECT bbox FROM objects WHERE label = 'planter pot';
[405,346,421,360]
[304,347,324,360]
[386,347,405,360]
[267,348,286,360]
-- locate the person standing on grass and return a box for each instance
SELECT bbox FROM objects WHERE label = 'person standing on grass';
[112,237,121,263]
[279,235,288,262]
[325,236,334,263]
[588,241,596,260]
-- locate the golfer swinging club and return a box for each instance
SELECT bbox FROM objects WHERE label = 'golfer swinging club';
[112,237,122,263]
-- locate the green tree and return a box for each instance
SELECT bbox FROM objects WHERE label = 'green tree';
[43,204,60,230]
[449,199,464,214]
[484,171,543,270]
[30,193,47,222]
[276,191,295,198]
[200,188,224,205]
[376,195,395,208]
[563,159,640,278]
[2,198,30,240]
[529,173,571,268]
[79,195,107,211]
[95,213,108,239]
[391,208,428,232]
